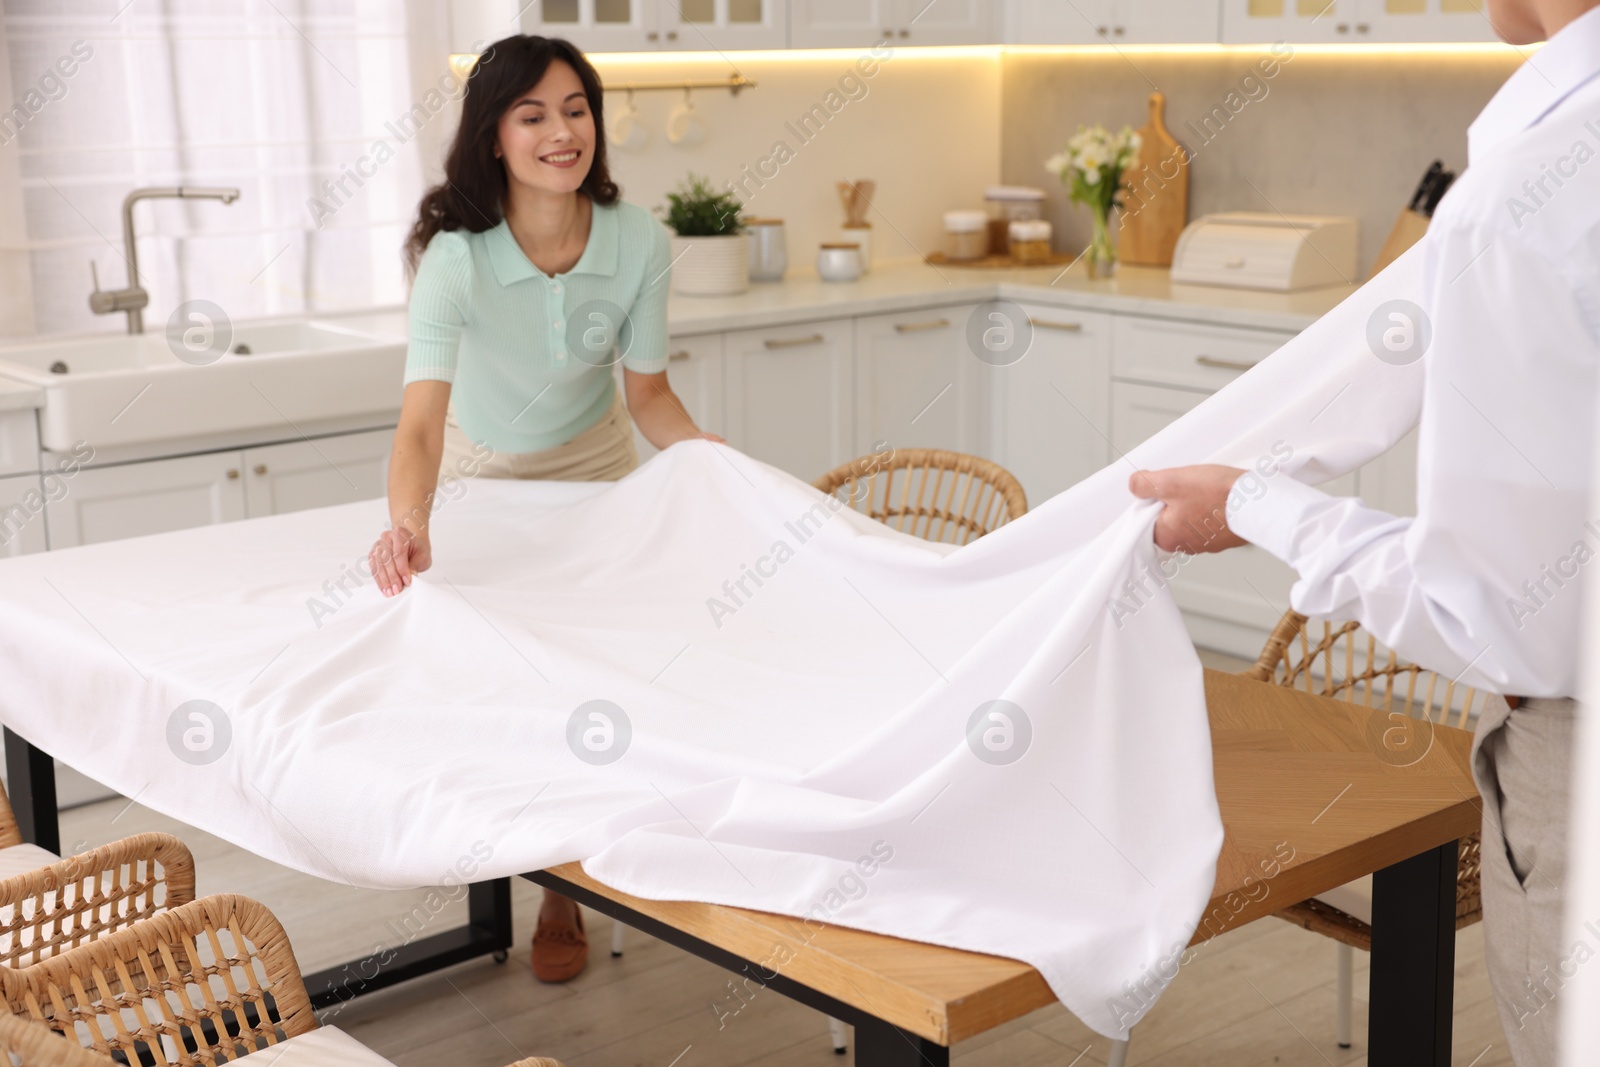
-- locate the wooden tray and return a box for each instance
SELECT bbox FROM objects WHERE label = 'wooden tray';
[925,251,1078,269]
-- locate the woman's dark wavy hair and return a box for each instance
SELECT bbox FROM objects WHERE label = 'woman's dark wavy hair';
[405,35,618,274]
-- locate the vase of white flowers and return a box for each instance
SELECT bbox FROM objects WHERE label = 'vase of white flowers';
[1046,124,1142,279]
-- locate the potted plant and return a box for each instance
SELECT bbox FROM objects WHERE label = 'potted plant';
[660,174,748,297]
[1046,125,1142,278]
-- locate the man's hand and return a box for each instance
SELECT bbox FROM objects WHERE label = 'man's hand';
[1129,465,1249,555]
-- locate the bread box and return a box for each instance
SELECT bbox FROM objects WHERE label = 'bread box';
[1169,212,1358,291]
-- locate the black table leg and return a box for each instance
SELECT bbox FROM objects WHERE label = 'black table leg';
[1,729,515,1011]
[470,877,515,963]
[1369,839,1456,1067]
[524,870,953,1067]
[3,727,60,852]
[854,1019,950,1067]
[306,878,516,1013]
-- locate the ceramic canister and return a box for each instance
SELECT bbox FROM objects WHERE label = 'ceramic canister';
[746,218,787,282]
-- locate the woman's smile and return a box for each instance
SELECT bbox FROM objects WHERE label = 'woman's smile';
[540,148,583,168]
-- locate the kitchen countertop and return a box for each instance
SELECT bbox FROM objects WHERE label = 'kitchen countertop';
[663,258,1360,336]
[0,262,1361,415]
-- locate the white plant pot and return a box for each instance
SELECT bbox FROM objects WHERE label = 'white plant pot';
[670,233,750,297]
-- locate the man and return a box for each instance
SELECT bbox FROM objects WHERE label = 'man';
[1131,1,1600,1063]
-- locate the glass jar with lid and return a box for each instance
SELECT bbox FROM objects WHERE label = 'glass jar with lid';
[943,210,989,262]
[1009,219,1053,265]
[984,186,1047,255]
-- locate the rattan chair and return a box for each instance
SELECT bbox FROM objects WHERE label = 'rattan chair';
[0,1011,109,1066]
[0,893,565,1066]
[0,782,195,970]
[1245,609,1489,1048]
[811,448,1028,545]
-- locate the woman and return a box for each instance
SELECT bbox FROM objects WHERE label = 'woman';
[368,34,721,984]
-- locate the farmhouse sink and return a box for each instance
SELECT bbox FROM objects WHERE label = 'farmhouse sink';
[0,318,407,452]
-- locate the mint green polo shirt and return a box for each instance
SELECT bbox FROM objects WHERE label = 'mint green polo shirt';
[403,199,673,454]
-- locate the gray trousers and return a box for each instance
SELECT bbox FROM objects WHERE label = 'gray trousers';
[1471,695,1577,1067]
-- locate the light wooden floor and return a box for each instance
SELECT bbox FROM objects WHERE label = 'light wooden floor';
[53,649,1512,1067]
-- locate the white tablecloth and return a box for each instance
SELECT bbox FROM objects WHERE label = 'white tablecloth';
[0,249,1424,1038]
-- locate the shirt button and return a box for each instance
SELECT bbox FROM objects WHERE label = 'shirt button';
[553,320,564,331]
[551,282,563,294]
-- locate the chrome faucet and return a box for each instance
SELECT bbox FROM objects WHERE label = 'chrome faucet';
[89,186,241,334]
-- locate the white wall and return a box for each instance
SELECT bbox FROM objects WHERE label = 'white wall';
[584,50,1001,271]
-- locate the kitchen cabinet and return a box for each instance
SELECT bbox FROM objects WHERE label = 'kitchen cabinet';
[1114,381,1293,657]
[241,429,392,518]
[988,305,1113,508]
[0,408,37,477]
[0,475,47,558]
[45,451,248,550]
[1359,0,1498,42]
[664,0,787,50]
[515,0,658,52]
[1112,315,1296,392]
[517,0,784,52]
[854,304,985,457]
[1007,0,1219,44]
[42,428,395,550]
[1221,0,1497,43]
[629,334,727,462]
[790,0,996,48]
[722,318,853,481]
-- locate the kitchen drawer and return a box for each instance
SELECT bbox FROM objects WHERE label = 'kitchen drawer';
[1112,316,1296,392]
[0,407,38,477]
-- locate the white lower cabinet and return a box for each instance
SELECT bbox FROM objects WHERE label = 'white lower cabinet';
[241,428,392,518]
[723,318,853,481]
[45,451,248,550]
[989,305,1114,509]
[630,334,726,463]
[853,304,984,456]
[42,428,396,550]
[0,474,47,557]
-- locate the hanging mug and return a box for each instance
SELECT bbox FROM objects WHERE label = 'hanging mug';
[609,90,649,151]
[667,90,706,147]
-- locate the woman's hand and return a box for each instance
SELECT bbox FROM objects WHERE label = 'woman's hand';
[370,526,432,597]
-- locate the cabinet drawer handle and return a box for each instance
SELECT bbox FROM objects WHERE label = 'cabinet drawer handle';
[764,333,825,350]
[1195,355,1257,372]
[253,464,268,476]
[226,469,239,480]
[1028,317,1083,332]
[668,350,691,362]
[894,318,950,333]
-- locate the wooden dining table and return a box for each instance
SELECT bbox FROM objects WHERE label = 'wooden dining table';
[526,667,1482,1067]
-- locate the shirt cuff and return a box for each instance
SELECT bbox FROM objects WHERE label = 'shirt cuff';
[1227,475,1335,567]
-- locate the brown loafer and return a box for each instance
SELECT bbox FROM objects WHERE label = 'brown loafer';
[531,907,588,983]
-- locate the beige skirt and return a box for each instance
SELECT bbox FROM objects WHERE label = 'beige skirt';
[437,392,638,487]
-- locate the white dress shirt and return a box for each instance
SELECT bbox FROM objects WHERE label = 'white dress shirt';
[1229,7,1600,699]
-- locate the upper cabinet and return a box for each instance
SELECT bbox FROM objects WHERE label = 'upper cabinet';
[477,0,1505,50]
[791,0,997,48]
[1006,1,1220,44]
[518,0,784,52]
[663,0,787,50]
[1220,0,1498,43]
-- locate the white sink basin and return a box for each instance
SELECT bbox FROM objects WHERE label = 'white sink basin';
[0,318,408,452]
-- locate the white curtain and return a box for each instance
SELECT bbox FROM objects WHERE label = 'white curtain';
[0,0,433,339]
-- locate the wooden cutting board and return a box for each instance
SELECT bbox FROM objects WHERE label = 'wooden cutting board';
[1117,92,1189,268]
